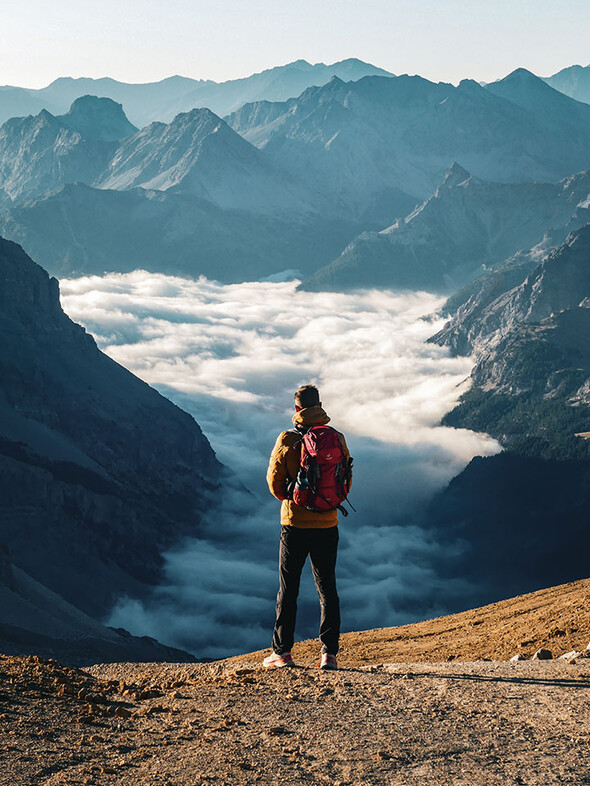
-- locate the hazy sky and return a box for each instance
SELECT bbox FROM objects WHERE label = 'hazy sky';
[2,0,588,88]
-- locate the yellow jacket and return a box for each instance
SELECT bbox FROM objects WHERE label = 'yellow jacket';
[266,405,351,528]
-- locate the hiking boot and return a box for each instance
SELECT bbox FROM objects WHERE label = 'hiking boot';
[263,651,294,668]
[320,653,338,670]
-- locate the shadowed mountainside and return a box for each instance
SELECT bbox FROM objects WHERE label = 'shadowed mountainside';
[0,236,222,619]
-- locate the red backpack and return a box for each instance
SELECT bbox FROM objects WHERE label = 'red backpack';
[289,426,354,516]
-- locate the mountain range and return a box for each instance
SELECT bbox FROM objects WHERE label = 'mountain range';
[2,68,590,285]
[0,59,393,128]
[228,69,590,220]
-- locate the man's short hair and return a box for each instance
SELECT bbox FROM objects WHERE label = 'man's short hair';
[294,384,321,408]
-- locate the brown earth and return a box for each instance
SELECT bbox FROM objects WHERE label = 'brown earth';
[230,577,590,668]
[2,578,590,785]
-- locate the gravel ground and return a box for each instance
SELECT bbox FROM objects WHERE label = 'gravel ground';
[2,654,590,785]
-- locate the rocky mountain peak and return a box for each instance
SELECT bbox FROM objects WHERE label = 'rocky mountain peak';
[438,162,472,190]
[62,95,137,141]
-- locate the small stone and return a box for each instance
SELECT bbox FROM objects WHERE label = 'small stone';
[377,750,391,760]
[559,651,582,663]
[510,654,527,662]
[532,648,553,661]
[268,725,288,735]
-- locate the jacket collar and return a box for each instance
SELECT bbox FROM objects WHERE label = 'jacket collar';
[292,405,331,432]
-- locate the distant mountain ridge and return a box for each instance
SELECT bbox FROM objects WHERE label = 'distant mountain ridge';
[0,59,394,128]
[3,67,590,284]
[303,164,590,292]
[543,64,590,105]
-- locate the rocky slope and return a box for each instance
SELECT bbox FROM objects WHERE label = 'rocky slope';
[96,107,313,214]
[2,579,590,785]
[434,221,590,352]
[0,97,136,203]
[303,165,590,292]
[432,225,590,454]
[0,236,222,618]
[422,226,590,601]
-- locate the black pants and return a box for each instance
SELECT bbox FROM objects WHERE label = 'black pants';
[272,525,340,656]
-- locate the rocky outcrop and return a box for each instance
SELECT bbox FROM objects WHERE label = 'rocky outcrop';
[0,236,222,617]
[435,226,590,457]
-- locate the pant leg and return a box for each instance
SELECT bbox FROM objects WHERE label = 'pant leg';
[272,526,309,654]
[309,527,340,655]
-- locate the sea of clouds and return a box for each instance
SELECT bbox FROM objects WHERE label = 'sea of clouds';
[61,272,500,659]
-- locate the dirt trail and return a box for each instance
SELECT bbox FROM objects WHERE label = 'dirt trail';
[2,578,590,785]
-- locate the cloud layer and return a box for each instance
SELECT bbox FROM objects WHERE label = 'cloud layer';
[61,272,500,658]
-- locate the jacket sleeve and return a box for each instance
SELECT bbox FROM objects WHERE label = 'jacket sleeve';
[266,431,291,501]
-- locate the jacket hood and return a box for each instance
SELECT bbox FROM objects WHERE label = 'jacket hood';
[292,405,331,430]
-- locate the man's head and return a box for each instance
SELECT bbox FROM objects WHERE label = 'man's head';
[294,384,321,411]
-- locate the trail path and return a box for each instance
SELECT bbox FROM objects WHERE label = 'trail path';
[2,655,590,785]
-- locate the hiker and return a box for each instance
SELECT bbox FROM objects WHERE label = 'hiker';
[264,384,352,670]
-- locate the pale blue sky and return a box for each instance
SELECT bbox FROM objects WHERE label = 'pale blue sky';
[2,0,589,88]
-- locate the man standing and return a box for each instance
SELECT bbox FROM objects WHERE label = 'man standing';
[264,384,352,670]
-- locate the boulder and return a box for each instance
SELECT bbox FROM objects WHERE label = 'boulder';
[532,648,553,661]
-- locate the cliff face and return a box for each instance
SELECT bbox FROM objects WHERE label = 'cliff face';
[434,225,590,456]
[0,237,222,617]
